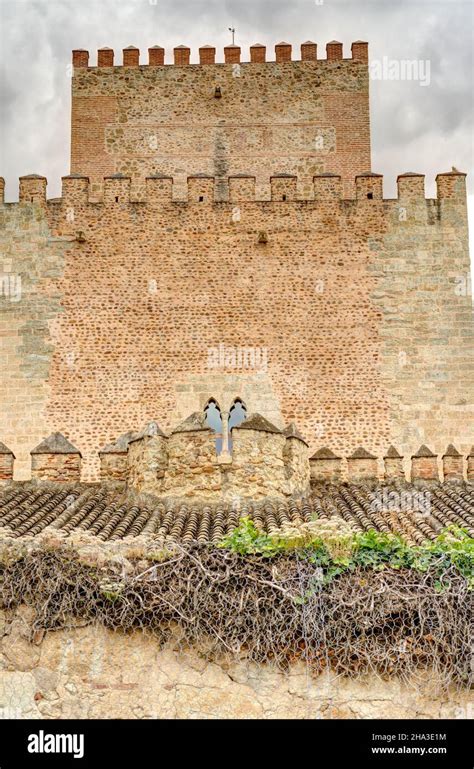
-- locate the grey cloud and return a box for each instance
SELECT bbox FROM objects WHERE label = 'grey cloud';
[0,0,472,202]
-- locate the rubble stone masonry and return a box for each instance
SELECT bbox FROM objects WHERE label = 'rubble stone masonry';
[0,169,472,481]
[0,43,472,480]
[0,619,471,719]
[70,44,371,199]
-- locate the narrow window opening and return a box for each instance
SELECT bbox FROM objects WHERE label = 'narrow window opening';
[204,398,223,454]
[282,194,287,201]
[115,196,119,202]
[228,398,247,452]
[367,192,373,200]
[199,195,204,202]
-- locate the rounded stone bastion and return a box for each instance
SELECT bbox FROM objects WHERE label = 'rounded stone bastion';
[106,412,311,502]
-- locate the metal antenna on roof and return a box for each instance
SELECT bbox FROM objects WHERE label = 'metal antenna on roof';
[228,27,236,45]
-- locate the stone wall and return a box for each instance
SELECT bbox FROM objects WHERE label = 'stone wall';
[0,173,472,481]
[0,619,470,720]
[30,453,81,483]
[70,46,371,199]
[127,434,169,493]
[373,173,474,477]
[231,427,287,499]
[0,202,72,480]
[283,436,311,496]
[162,429,222,499]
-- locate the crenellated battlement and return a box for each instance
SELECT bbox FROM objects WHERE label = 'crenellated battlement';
[1,429,472,496]
[1,171,467,208]
[72,40,368,69]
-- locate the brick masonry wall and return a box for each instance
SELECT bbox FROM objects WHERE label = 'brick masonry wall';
[0,455,14,481]
[71,58,371,199]
[31,453,81,483]
[1,176,472,481]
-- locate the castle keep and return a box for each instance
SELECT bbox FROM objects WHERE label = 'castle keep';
[0,38,473,723]
[0,41,473,485]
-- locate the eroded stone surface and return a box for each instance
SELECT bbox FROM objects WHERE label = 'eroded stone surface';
[0,620,470,720]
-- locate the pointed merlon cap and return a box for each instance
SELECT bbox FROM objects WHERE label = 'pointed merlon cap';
[62,173,89,179]
[251,43,265,47]
[149,45,165,49]
[356,171,383,178]
[124,45,138,50]
[276,41,291,46]
[283,423,309,446]
[442,444,462,458]
[128,421,167,444]
[397,172,425,179]
[315,172,341,178]
[349,447,377,459]
[384,445,403,459]
[412,444,437,458]
[171,412,210,434]
[233,413,281,434]
[19,174,46,180]
[436,170,467,178]
[31,433,82,457]
[0,441,15,458]
[100,430,139,454]
[468,446,474,458]
[310,447,341,460]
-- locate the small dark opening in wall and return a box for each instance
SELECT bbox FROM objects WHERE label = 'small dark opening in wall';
[367,192,373,200]
[282,194,287,201]
[199,195,204,202]
[115,196,119,202]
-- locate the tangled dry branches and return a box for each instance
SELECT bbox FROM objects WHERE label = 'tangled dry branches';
[0,537,471,691]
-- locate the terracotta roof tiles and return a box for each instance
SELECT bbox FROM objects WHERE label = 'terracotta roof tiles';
[0,481,473,547]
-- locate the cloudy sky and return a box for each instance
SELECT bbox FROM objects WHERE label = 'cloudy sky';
[0,0,473,270]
